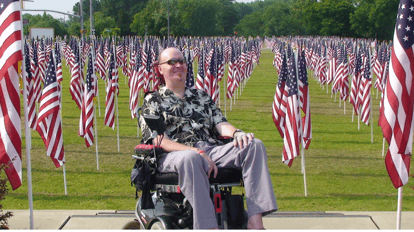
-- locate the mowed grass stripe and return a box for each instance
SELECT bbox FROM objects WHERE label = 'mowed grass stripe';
[4,47,413,211]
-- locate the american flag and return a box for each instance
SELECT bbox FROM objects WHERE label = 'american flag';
[317,47,328,85]
[55,42,63,83]
[96,42,106,80]
[298,49,312,150]
[104,47,116,129]
[69,43,84,109]
[217,46,225,82]
[227,45,236,99]
[359,48,371,126]
[36,52,65,168]
[31,41,42,103]
[128,43,138,118]
[282,50,301,167]
[272,51,288,138]
[206,48,219,103]
[37,39,46,85]
[24,42,37,129]
[79,51,95,147]
[379,0,413,188]
[326,45,337,85]
[332,45,344,94]
[0,0,23,190]
[142,42,151,93]
[339,47,350,101]
[196,47,205,91]
[350,47,362,115]
[110,46,119,92]
[186,50,195,88]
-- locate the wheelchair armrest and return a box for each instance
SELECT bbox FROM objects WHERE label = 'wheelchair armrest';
[134,144,165,157]
[218,136,233,144]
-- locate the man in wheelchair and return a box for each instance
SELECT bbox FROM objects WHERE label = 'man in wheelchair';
[138,47,277,229]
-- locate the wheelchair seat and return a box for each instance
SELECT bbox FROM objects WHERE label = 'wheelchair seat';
[132,144,247,229]
[153,168,243,186]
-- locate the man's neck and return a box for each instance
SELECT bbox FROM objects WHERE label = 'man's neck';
[166,84,186,99]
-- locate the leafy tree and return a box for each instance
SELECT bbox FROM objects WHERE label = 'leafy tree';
[67,20,81,37]
[350,0,398,40]
[233,2,254,21]
[22,13,68,37]
[234,11,265,37]
[300,0,355,37]
[73,0,101,20]
[130,0,175,36]
[84,12,117,36]
[178,0,221,36]
[217,0,240,36]
[100,0,148,35]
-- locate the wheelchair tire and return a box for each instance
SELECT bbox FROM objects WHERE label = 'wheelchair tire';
[122,220,141,229]
[148,216,179,229]
[149,221,165,230]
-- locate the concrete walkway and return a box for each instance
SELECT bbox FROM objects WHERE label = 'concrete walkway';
[6,210,414,230]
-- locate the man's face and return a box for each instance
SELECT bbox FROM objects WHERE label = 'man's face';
[158,48,187,86]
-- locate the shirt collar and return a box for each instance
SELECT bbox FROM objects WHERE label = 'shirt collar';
[159,86,195,100]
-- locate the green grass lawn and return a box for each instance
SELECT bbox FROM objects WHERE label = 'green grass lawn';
[4,47,414,212]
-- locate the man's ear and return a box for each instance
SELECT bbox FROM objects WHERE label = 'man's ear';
[154,61,163,77]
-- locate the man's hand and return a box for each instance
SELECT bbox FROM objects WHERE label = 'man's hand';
[233,130,254,149]
[198,151,218,178]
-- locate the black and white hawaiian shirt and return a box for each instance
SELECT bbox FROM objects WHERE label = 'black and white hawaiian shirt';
[139,86,228,146]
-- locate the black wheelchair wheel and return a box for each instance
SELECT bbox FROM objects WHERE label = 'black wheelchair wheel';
[122,220,141,229]
[149,220,165,230]
[148,216,179,229]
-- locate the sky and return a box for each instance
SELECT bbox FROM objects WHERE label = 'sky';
[23,0,255,19]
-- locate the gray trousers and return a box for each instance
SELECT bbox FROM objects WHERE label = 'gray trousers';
[157,138,278,229]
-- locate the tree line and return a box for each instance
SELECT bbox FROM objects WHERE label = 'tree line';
[23,0,399,41]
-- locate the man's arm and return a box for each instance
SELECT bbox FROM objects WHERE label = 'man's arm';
[215,122,254,148]
[154,134,218,178]
[215,122,237,138]
[154,134,198,153]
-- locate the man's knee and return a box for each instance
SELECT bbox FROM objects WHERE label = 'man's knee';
[246,138,268,160]
[179,150,206,170]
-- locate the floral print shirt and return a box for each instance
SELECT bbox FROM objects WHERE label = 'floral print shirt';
[139,86,228,146]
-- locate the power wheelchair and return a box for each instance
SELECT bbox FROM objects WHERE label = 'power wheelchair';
[126,111,248,229]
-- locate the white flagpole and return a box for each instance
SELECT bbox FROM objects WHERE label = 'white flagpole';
[370,97,373,143]
[113,39,120,152]
[51,46,69,196]
[94,101,99,170]
[344,100,346,114]
[96,77,101,116]
[137,93,140,138]
[352,108,354,122]
[116,90,120,152]
[301,147,308,197]
[21,40,34,230]
[396,187,403,230]
[62,164,67,195]
[295,49,307,197]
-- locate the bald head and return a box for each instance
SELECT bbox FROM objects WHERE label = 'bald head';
[159,47,183,64]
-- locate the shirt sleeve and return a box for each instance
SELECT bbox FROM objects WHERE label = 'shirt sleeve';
[201,90,227,127]
[139,92,162,144]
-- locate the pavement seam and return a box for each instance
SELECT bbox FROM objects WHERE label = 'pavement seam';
[369,216,380,230]
[59,216,71,230]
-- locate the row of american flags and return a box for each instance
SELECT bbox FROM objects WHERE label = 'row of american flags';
[266,0,413,190]
[1,0,412,194]
[1,0,263,191]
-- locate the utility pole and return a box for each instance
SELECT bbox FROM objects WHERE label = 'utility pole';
[80,0,84,39]
[167,0,170,41]
[90,0,94,36]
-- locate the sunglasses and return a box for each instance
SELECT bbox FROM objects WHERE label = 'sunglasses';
[159,58,186,66]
